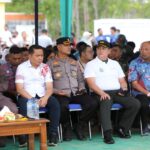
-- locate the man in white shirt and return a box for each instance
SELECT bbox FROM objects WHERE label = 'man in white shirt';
[15,45,60,146]
[84,40,140,144]
[38,29,53,48]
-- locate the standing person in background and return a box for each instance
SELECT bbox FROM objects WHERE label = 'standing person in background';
[96,28,106,43]
[2,24,12,47]
[38,29,53,48]
[110,27,118,43]
[18,31,31,48]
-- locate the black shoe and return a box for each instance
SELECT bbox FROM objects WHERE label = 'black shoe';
[63,124,73,141]
[0,137,6,148]
[75,122,86,141]
[104,130,115,144]
[116,128,131,138]
[48,133,58,146]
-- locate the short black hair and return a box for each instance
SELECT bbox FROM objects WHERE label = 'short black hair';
[97,28,101,32]
[76,41,87,50]
[41,29,48,33]
[20,47,28,53]
[127,41,136,50]
[9,45,21,54]
[28,45,44,54]
[78,43,91,56]
[110,26,117,31]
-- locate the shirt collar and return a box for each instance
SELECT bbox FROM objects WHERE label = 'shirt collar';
[96,56,109,64]
[27,60,43,68]
[138,57,150,63]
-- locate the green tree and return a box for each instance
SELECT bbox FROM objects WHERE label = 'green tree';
[6,0,150,40]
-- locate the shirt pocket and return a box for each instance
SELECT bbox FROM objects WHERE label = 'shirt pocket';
[70,64,78,78]
[52,66,62,80]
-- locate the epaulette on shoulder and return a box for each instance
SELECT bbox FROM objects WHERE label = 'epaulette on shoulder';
[68,57,77,65]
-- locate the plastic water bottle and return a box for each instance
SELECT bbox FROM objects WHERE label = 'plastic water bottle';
[27,98,39,119]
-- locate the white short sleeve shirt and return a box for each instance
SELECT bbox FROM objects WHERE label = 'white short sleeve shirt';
[15,60,53,97]
[84,57,125,91]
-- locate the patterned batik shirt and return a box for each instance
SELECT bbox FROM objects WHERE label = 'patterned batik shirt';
[128,57,150,96]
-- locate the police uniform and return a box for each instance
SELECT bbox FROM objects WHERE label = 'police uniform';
[49,57,85,96]
[47,37,98,140]
[0,65,18,113]
[84,40,140,135]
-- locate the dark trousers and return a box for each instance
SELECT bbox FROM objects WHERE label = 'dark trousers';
[92,91,140,132]
[18,96,60,135]
[54,94,99,125]
[136,94,150,128]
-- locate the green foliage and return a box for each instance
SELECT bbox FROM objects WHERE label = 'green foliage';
[5,0,150,39]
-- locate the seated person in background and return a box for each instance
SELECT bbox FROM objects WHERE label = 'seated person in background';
[15,45,60,146]
[1,45,22,105]
[84,40,140,144]
[109,43,129,76]
[47,37,98,141]
[128,41,150,135]
[43,45,56,63]
[77,42,94,73]
[20,47,29,62]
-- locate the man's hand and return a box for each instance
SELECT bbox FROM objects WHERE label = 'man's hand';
[117,89,128,97]
[75,89,86,96]
[39,96,48,107]
[100,91,111,101]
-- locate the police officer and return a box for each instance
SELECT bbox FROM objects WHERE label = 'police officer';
[47,37,98,141]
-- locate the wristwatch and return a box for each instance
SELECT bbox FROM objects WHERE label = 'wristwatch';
[147,93,150,97]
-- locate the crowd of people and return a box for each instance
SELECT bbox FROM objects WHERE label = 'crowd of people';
[0,24,150,148]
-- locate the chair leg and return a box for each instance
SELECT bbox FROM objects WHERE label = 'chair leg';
[140,116,143,136]
[57,126,61,142]
[69,114,73,129]
[60,124,63,142]
[101,125,104,138]
[88,121,92,140]
[129,130,132,136]
[13,135,16,144]
[58,124,63,142]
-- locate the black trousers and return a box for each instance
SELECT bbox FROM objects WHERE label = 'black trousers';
[92,91,140,132]
[136,94,150,128]
[54,94,99,125]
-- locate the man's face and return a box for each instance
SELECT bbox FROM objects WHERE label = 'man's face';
[29,49,43,67]
[111,29,115,35]
[98,29,103,35]
[9,53,22,66]
[58,44,71,55]
[22,51,29,62]
[140,42,150,61]
[109,46,122,60]
[83,47,94,61]
[96,46,110,60]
